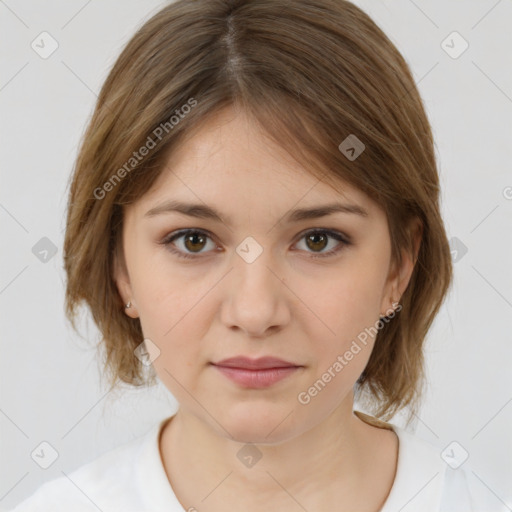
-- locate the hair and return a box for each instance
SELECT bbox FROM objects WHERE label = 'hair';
[63,0,452,423]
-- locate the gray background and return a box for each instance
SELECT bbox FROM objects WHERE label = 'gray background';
[1,0,511,509]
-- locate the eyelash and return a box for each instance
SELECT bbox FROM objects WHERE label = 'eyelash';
[159,228,351,260]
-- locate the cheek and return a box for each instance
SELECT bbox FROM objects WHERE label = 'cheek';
[303,263,385,341]
[130,261,218,377]
[137,285,204,356]
[136,280,207,401]
[295,254,388,382]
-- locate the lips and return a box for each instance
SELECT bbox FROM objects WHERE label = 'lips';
[213,356,298,370]
[211,356,302,388]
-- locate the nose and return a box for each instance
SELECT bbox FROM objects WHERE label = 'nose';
[219,248,291,339]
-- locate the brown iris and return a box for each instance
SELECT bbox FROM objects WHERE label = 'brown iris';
[184,232,207,252]
[305,232,328,252]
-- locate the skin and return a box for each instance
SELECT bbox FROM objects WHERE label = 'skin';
[114,105,420,511]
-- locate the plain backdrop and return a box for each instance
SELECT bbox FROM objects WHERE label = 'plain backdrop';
[1,0,511,510]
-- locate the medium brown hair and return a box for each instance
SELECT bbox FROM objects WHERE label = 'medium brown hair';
[63,0,452,422]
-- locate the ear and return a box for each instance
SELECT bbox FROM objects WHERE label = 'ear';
[380,216,422,316]
[113,241,139,319]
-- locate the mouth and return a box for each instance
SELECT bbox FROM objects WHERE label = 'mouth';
[210,356,303,389]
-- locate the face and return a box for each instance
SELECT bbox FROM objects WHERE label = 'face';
[114,106,414,444]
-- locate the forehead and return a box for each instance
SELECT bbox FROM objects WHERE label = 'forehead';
[130,107,381,222]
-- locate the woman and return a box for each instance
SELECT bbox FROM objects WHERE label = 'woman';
[10,0,503,510]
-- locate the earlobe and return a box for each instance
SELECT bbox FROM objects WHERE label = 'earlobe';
[113,245,138,318]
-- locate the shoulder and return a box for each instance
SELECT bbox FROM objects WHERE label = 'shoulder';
[8,422,162,512]
[382,424,508,512]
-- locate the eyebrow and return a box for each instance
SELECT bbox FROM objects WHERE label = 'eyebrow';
[144,200,368,224]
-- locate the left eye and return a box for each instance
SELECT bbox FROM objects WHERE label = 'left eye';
[160,229,350,260]
[293,229,349,258]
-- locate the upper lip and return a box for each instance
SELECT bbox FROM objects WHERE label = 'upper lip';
[212,356,300,369]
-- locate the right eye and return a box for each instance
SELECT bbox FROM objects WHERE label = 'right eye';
[160,229,218,259]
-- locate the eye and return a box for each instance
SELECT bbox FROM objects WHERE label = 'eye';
[293,229,350,259]
[160,229,217,260]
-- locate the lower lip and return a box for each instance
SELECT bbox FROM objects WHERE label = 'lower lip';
[213,365,300,388]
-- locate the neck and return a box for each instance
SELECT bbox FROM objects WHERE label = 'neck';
[159,395,395,511]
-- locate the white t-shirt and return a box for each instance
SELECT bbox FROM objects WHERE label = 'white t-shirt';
[9,414,507,512]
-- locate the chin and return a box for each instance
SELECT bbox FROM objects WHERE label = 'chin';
[213,400,301,445]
